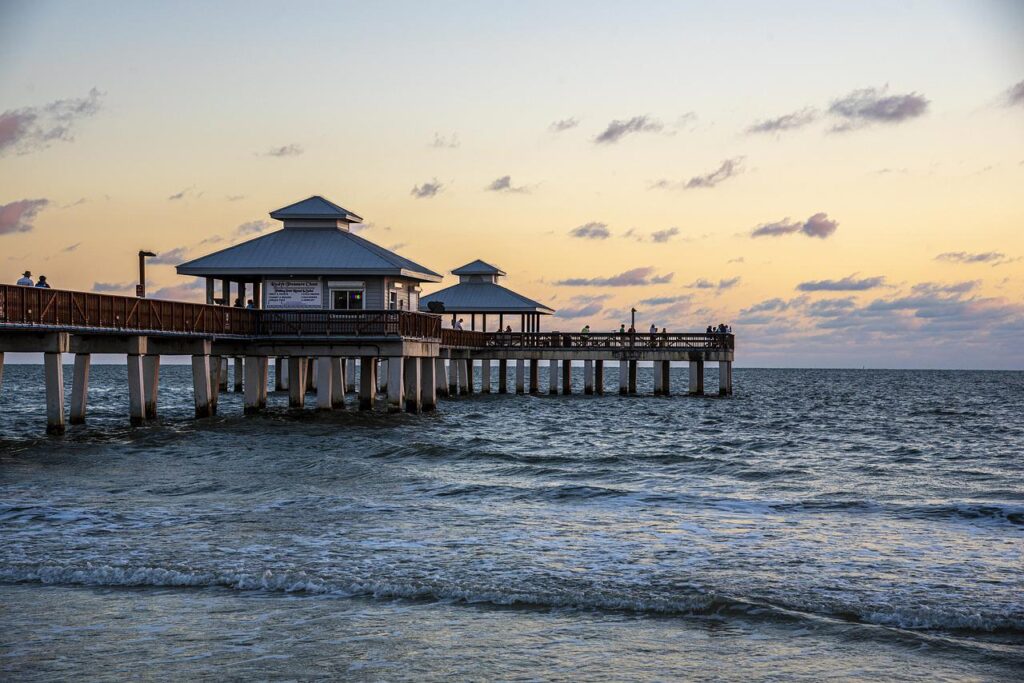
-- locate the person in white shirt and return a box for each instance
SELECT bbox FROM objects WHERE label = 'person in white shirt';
[16,271,33,286]
[454,318,465,330]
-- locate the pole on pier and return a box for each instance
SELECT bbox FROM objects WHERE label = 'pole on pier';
[618,361,628,395]
[404,357,421,413]
[595,360,604,395]
[387,357,404,412]
[435,357,449,398]
[498,359,508,394]
[516,359,526,395]
[359,357,377,410]
[719,361,733,396]
[548,359,558,395]
[316,356,334,410]
[70,353,91,425]
[331,358,346,409]
[584,360,594,395]
[480,359,492,393]
[191,354,213,418]
[529,359,539,395]
[628,360,638,395]
[244,355,262,414]
[44,351,65,434]
[288,357,306,408]
[688,360,704,396]
[422,357,437,411]
[233,357,243,393]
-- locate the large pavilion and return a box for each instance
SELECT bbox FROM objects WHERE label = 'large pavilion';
[418,260,554,332]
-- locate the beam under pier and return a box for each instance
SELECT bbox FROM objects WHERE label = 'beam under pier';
[529,359,539,395]
[288,357,306,408]
[233,357,243,393]
[69,353,91,425]
[562,359,571,394]
[317,356,334,410]
[654,360,665,396]
[719,361,733,396]
[44,351,65,435]
[191,354,213,418]
[584,360,594,395]
[387,357,404,413]
[498,359,508,394]
[618,361,628,395]
[448,358,459,396]
[331,357,346,409]
[595,360,604,395]
[209,355,222,415]
[345,358,356,393]
[435,357,448,398]
[628,360,638,395]
[275,358,286,391]
[404,356,421,413]
[359,357,377,410]
[548,359,558,395]
[689,360,704,396]
[480,359,491,393]
[462,359,472,395]
[422,356,437,411]
[244,356,263,415]
[143,355,160,419]
[515,359,525,394]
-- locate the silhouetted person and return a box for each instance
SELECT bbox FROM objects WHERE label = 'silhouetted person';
[35,275,50,288]
[16,271,33,286]
[246,299,255,309]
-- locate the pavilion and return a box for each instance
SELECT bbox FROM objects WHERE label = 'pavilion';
[418,260,554,332]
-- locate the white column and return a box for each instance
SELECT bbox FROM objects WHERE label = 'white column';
[387,357,404,412]
[331,357,346,409]
[480,359,492,393]
[435,357,448,398]
[404,357,421,413]
[719,361,733,396]
[244,355,262,414]
[317,356,334,410]
[618,361,629,395]
[515,359,525,394]
[548,359,558,394]
[70,353,91,425]
[379,358,389,393]
[209,355,222,415]
[288,357,305,408]
[654,361,665,395]
[44,352,66,434]
[459,359,471,396]
[143,355,160,419]
[191,354,212,418]
[584,359,594,395]
[689,360,704,395]
[127,354,145,426]
[219,357,229,391]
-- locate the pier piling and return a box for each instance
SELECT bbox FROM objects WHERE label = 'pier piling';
[595,360,604,395]
[316,356,334,410]
[233,357,243,392]
[127,353,146,426]
[288,357,306,408]
[498,359,508,394]
[70,353,91,425]
[481,358,492,393]
[448,358,459,396]
[331,358,345,409]
[719,361,733,396]
[548,359,558,395]
[44,351,65,434]
[422,357,437,411]
[191,354,213,418]
[435,357,448,398]
[618,361,628,395]
[529,359,539,395]
[628,361,638,395]
[404,357,421,413]
[244,356,262,414]
[143,355,160,419]
[584,360,594,395]
[387,357,404,413]
[688,360,704,396]
[359,357,377,410]
[562,360,572,394]
[515,359,525,394]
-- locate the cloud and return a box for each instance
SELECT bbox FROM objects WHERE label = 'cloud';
[167,187,192,201]
[556,267,673,287]
[686,277,740,290]
[639,294,692,306]
[741,298,791,315]
[431,132,459,149]
[594,115,663,144]
[151,279,206,301]
[728,257,745,264]
[485,175,529,193]
[549,117,580,132]
[1003,80,1024,107]
[0,198,49,235]
[569,221,611,239]
[746,108,818,134]
[805,298,857,317]
[411,179,443,199]
[751,212,838,239]
[935,251,1017,267]
[92,281,134,292]
[912,281,979,295]
[827,87,929,132]
[148,247,190,265]
[235,219,271,235]
[797,274,886,291]
[388,242,406,251]
[263,144,303,157]
[0,88,103,156]
[62,242,81,252]
[650,227,680,243]
[553,294,611,319]
[652,157,744,190]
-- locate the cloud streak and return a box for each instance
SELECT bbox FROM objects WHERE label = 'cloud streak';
[652,157,744,190]
[411,179,444,199]
[751,212,839,239]
[149,247,190,265]
[569,221,610,240]
[549,117,579,132]
[747,108,818,134]
[263,144,303,157]
[1003,80,1024,108]
[0,199,50,235]
[797,274,886,292]
[594,115,663,144]
[431,132,459,148]
[935,251,1017,267]
[485,175,529,193]
[827,87,928,132]
[0,88,103,156]
[556,267,673,287]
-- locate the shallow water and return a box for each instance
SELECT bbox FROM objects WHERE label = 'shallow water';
[1,364,1022,681]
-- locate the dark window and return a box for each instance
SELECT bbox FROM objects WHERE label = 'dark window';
[332,290,363,310]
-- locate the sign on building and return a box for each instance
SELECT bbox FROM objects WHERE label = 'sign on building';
[264,279,323,309]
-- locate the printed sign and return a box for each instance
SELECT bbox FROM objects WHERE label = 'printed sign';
[264,279,323,309]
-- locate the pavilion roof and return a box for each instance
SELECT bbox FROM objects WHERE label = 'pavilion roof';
[419,280,554,314]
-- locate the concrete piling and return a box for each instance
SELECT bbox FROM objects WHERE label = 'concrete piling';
[435,357,448,398]
[70,353,91,425]
[459,359,471,396]
[618,361,628,395]
[44,351,65,435]
[480,358,492,393]
[498,359,508,394]
[288,357,306,408]
[719,361,733,396]
[628,360,638,395]
[244,355,262,414]
[584,359,594,395]
[143,355,160,419]
[548,359,558,395]
[404,357,421,413]
[387,357,404,412]
[191,354,213,418]
[516,359,526,394]
[689,360,705,396]
[331,357,346,409]
[561,359,571,395]
[359,357,377,410]
[595,360,604,395]
[422,356,437,411]
[316,356,334,410]
[529,359,539,395]
[448,358,459,396]
[127,353,146,426]
[233,357,243,392]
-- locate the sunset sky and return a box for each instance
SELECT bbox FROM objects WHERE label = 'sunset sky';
[2,1,1022,368]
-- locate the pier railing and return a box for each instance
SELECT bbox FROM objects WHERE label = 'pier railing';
[258,310,441,339]
[441,329,734,350]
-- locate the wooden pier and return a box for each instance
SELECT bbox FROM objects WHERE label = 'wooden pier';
[0,284,734,434]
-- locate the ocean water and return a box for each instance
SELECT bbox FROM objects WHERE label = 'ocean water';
[1,363,1022,681]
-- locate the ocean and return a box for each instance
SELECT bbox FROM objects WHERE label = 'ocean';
[1,364,1022,681]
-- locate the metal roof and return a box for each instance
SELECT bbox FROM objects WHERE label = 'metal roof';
[269,195,363,222]
[419,281,554,314]
[451,259,506,276]
[177,228,442,281]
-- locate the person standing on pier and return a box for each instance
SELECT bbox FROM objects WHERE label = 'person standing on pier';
[16,271,33,286]
[454,318,464,330]
[35,275,50,288]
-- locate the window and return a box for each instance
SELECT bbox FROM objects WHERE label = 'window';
[332,290,363,310]
[388,291,398,310]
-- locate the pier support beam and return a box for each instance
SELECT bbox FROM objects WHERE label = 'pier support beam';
[244,355,263,415]
[316,356,334,410]
[345,358,356,393]
[232,357,242,393]
[498,359,508,394]
[404,357,421,413]
[209,356,222,415]
[618,361,628,395]
[548,359,558,395]
[387,357,404,412]
[359,357,377,410]
[422,357,437,411]
[595,360,604,395]
[654,361,665,395]
[191,354,213,418]
[70,353,91,425]
[275,357,286,391]
[480,359,491,393]
[331,358,345,409]
[127,353,145,426]
[516,359,526,395]
[288,357,306,408]
[379,359,388,393]
[143,355,160,419]
[435,358,448,398]
[0,352,4,391]
[719,361,733,396]
[628,360,638,395]
[307,358,316,392]
[219,357,229,392]
[44,351,65,434]
[459,359,471,396]
[562,360,572,395]
[689,360,704,396]
[584,360,594,395]
[529,359,539,395]
[448,359,459,396]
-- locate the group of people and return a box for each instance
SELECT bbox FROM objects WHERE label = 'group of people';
[15,270,50,288]
[707,323,733,335]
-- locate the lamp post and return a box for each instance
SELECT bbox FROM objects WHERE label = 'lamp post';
[138,250,156,298]
[630,307,637,332]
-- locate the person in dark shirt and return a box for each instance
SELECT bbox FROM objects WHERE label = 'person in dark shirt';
[35,275,51,289]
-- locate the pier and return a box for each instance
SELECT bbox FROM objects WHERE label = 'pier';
[0,195,734,434]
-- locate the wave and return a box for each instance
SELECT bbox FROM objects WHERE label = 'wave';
[3,563,1022,637]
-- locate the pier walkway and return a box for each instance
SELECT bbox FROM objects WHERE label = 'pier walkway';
[0,284,734,434]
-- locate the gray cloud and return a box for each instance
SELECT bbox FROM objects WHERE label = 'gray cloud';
[640,294,693,306]
[556,267,673,287]
[650,227,680,243]
[747,108,818,134]
[594,115,663,144]
[751,212,838,239]
[805,298,856,317]
[652,157,744,190]
[935,251,1016,267]
[149,247,190,265]
[797,274,886,292]
[486,175,529,193]
[0,198,49,235]
[431,132,459,149]
[92,281,134,292]
[828,87,929,132]
[167,187,192,201]
[742,298,791,315]
[0,88,103,156]
[236,219,271,236]
[1004,80,1024,107]
[687,276,740,290]
[264,144,303,157]
[553,294,611,319]
[411,179,444,199]
[569,221,611,240]
[62,242,81,252]
[549,117,580,133]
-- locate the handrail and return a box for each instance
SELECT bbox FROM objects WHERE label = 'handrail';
[441,329,734,350]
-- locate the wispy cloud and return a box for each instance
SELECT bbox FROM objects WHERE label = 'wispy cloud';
[556,267,673,287]
[226,194,246,202]
[235,219,271,236]
[549,117,580,133]
[687,276,741,290]
[569,221,611,240]
[553,294,611,319]
[650,227,680,243]
[263,143,303,157]
[746,108,818,135]
[0,198,49,235]
[411,179,444,199]
[797,274,886,292]
[751,212,839,239]
[651,157,744,190]
[485,175,529,193]
[92,281,134,293]
[151,279,206,301]
[639,294,693,306]
[594,115,663,144]
[1002,80,1024,107]
[431,132,460,148]
[0,88,103,156]
[167,187,193,201]
[935,251,1017,267]
[149,247,190,265]
[827,86,928,132]
[62,242,81,252]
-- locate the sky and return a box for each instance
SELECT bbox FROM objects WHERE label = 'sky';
[1,0,1022,368]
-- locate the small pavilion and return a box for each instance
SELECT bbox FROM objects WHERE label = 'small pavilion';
[419,259,554,331]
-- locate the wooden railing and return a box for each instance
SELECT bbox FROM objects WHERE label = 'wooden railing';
[258,309,440,339]
[441,330,734,351]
